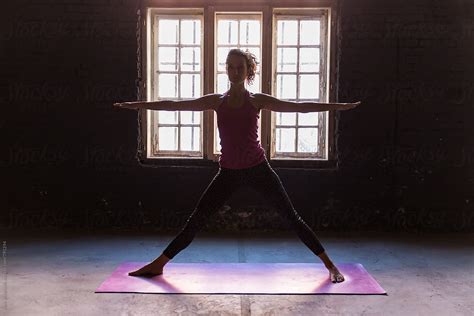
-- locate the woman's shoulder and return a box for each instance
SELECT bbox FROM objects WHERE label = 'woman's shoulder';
[248,92,273,111]
[249,92,273,100]
[205,93,225,111]
[202,93,224,99]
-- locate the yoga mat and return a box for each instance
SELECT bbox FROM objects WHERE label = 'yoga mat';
[95,262,386,295]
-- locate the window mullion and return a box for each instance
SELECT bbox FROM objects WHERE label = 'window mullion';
[177,19,182,151]
[204,5,215,161]
[295,19,300,154]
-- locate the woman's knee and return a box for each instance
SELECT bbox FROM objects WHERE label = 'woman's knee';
[271,203,305,225]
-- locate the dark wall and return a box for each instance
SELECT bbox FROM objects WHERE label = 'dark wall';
[1,0,473,232]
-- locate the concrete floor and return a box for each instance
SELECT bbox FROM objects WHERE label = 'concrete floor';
[1,229,473,315]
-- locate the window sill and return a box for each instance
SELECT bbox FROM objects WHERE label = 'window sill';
[137,156,338,170]
[268,158,337,170]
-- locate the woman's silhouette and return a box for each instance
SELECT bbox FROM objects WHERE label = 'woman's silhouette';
[114,48,360,283]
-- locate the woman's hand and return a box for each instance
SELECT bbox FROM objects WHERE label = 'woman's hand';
[113,102,140,110]
[336,101,361,111]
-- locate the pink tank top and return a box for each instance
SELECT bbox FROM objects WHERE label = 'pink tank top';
[216,90,266,169]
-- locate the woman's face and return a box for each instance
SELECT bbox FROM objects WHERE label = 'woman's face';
[226,54,248,85]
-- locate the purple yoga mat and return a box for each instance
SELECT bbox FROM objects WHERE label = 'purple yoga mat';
[95,262,386,295]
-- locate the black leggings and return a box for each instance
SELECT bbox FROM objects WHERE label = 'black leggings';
[162,159,325,259]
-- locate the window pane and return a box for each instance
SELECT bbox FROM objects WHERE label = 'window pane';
[299,74,319,99]
[276,128,296,152]
[276,112,296,125]
[158,127,178,150]
[193,127,200,151]
[276,75,296,99]
[277,47,297,72]
[181,20,200,44]
[217,47,231,71]
[158,47,178,71]
[180,74,200,98]
[299,48,319,72]
[240,47,261,66]
[158,19,178,44]
[218,20,238,44]
[300,20,320,45]
[181,126,200,151]
[277,20,297,45]
[298,128,318,152]
[217,73,230,94]
[159,74,178,98]
[181,127,192,150]
[181,111,200,124]
[181,47,201,71]
[240,20,260,45]
[298,112,318,126]
[158,111,178,124]
[247,74,260,93]
[215,127,221,152]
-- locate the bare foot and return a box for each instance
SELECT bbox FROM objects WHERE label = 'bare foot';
[128,262,163,277]
[129,254,170,277]
[328,265,345,283]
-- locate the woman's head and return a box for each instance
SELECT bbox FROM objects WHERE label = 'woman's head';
[225,48,258,86]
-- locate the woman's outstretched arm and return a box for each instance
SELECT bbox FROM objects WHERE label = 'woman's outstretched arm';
[251,93,361,112]
[113,93,222,111]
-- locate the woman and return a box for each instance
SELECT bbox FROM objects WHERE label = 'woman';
[114,48,360,283]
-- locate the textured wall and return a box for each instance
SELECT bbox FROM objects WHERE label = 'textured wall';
[1,0,473,232]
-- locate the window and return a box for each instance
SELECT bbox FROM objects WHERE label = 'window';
[273,11,328,159]
[138,1,338,168]
[214,13,262,154]
[150,13,204,157]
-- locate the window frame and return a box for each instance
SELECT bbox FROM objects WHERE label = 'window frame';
[272,10,329,160]
[151,12,204,157]
[213,12,264,155]
[137,0,339,169]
